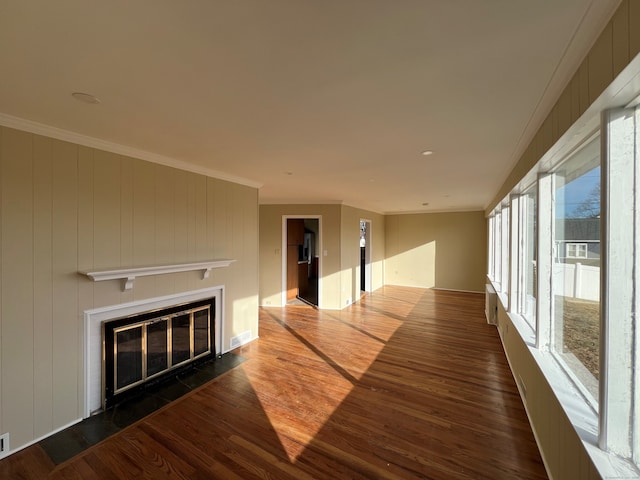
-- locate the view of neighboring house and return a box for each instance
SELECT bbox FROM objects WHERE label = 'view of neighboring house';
[555,217,600,266]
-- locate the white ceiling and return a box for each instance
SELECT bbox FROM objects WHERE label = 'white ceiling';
[0,0,621,214]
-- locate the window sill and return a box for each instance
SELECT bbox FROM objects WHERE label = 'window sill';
[489,280,639,479]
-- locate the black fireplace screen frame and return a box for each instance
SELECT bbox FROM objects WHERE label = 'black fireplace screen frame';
[102,297,215,409]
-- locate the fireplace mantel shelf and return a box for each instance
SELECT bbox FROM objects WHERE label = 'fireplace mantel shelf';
[81,260,235,291]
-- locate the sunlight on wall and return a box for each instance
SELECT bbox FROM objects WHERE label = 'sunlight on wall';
[384,242,436,288]
[229,294,260,350]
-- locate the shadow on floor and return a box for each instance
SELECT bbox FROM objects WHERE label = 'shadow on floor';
[39,353,245,465]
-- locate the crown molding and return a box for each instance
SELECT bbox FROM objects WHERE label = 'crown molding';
[0,112,263,189]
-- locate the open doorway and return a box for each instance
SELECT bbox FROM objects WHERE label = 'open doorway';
[360,220,372,293]
[283,216,321,307]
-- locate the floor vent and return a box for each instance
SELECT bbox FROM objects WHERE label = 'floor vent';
[485,284,497,325]
[230,330,252,350]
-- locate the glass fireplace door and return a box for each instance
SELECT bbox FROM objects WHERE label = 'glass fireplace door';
[110,304,211,397]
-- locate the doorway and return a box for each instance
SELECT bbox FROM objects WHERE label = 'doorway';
[283,216,321,307]
[360,220,372,293]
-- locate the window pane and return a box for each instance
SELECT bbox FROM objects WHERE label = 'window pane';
[501,205,510,294]
[488,216,494,279]
[495,210,502,290]
[553,136,600,400]
[520,187,537,325]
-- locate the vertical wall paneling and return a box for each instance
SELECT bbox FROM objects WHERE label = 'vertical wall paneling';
[612,0,630,78]
[174,170,188,257]
[173,170,189,290]
[186,173,197,264]
[1,128,34,447]
[51,140,79,426]
[0,127,3,433]
[120,155,134,274]
[0,127,260,452]
[578,61,590,118]
[205,178,217,263]
[195,174,207,262]
[32,136,53,437]
[630,0,640,59]
[588,22,614,105]
[556,87,573,140]
[77,147,95,414]
[77,148,94,273]
[228,186,243,338]
[92,151,121,269]
[570,74,581,124]
[92,151,123,307]
[132,160,156,299]
[155,166,175,295]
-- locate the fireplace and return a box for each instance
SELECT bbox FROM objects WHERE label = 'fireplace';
[103,297,215,408]
[84,287,224,417]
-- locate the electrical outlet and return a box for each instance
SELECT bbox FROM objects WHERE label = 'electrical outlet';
[0,432,10,459]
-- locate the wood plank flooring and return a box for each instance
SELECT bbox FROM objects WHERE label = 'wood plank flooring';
[0,286,548,479]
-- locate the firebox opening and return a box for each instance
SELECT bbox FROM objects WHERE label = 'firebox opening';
[102,297,216,410]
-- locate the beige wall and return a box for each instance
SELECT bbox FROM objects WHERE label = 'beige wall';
[0,126,259,452]
[259,204,342,309]
[259,204,385,309]
[385,211,487,292]
[488,1,639,478]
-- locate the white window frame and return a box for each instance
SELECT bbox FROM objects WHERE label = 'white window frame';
[516,185,537,330]
[547,134,601,408]
[599,107,635,459]
[566,242,588,259]
[500,202,510,296]
[485,101,640,474]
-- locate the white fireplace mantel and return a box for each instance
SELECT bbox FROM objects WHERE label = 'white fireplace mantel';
[81,259,235,291]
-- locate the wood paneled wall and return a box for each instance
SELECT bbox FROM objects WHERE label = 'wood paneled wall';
[488,1,639,478]
[0,126,259,453]
[488,0,640,213]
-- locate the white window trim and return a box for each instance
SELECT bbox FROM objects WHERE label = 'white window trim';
[566,242,589,259]
[600,107,635,458]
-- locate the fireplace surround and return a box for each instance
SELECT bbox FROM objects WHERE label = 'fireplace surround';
[84,286,224,417]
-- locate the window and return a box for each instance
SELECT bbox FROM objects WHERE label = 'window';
[500,203,510,295]
[518,186,537,327]
[486,104,640,468]
[552,135,600,402]
[488,215,494,280]
[566,243,588,259]
[494,209,502,291]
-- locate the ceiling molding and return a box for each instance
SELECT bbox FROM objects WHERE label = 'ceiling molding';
[0,112,263,189]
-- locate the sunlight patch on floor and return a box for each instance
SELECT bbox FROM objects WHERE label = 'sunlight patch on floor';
[244,312,403,461]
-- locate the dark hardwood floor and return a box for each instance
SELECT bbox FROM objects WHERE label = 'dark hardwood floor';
[0,286,548,479]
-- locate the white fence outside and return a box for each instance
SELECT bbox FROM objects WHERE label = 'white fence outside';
[553,262,599,301]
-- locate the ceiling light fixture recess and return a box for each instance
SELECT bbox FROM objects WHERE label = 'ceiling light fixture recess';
[421,150,434,156]
[72,92,101,104]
